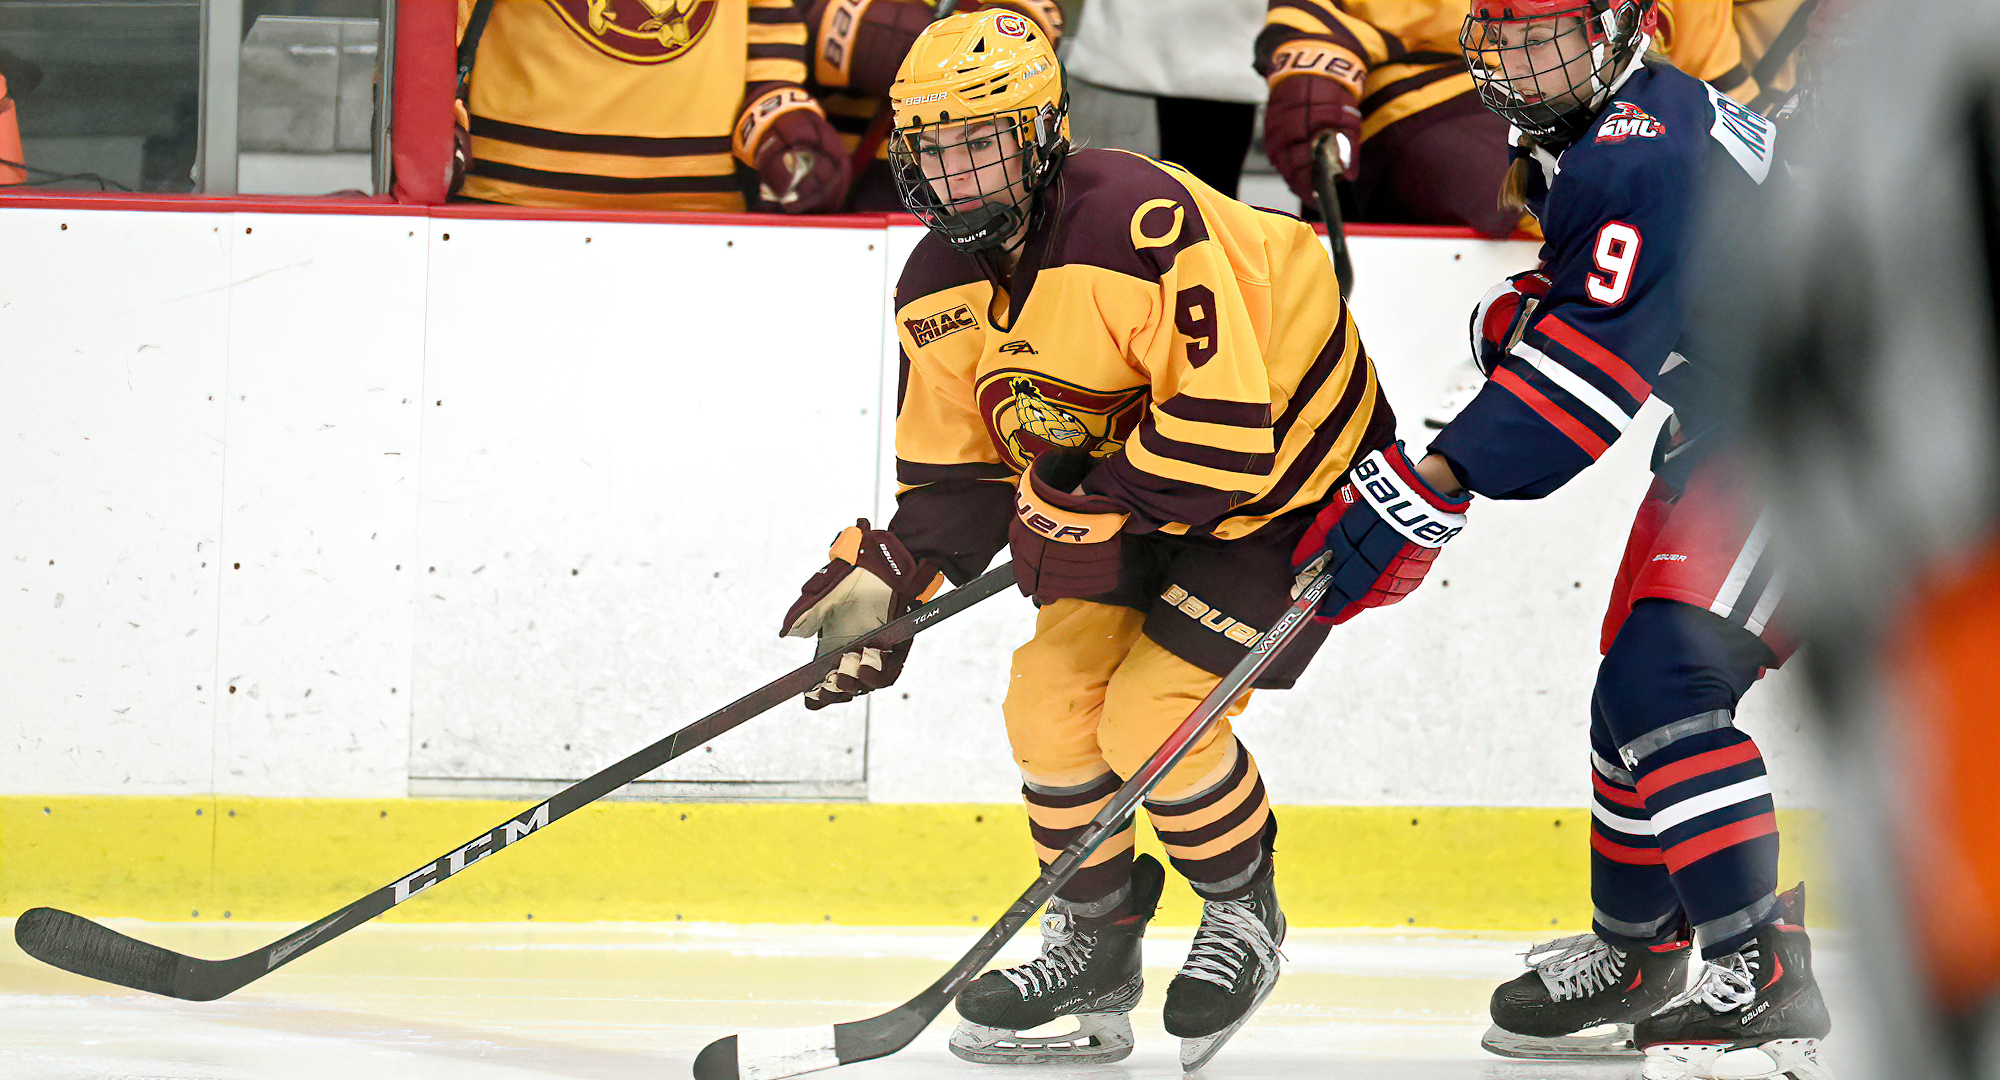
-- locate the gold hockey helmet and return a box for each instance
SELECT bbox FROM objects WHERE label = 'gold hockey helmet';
[888,9,1069,255]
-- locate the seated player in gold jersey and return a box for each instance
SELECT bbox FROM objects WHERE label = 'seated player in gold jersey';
[455,0,849,213]
[802,0,1064,210]
[772,9,1460,1073]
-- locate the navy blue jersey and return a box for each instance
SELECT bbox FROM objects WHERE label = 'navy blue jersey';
[1429,60,1778,500]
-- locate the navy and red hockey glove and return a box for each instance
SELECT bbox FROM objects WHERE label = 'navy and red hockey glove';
[1290,444,1469,624]
[782,520,943,709]
[1010,449,1131,602]
[1470,268,1552,376]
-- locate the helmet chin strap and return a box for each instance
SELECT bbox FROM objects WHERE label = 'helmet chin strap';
[948,199,1027,254]
[1585,27,1651,114]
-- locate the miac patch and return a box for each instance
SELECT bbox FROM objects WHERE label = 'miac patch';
[977,369,1148,471]
[904,304,979,347]
[545,0,719,64]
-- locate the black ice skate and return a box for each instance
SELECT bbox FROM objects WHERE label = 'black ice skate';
[1163,870,1286,1074]
[1634,921,1832,1080]
[1482,931,1692,1060]
[949,854,1165,1065]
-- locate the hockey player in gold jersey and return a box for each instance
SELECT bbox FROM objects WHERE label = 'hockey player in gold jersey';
[1257,0,1811,235]
[455,0,850,213]
[803,0,1063,209]
[776,9,1403,1071]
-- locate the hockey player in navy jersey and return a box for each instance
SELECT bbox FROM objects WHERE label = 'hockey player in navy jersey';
[1288,2,1830,1078]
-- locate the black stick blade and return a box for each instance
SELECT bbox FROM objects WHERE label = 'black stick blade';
[695,1025,840,1080]
[691,1035,737,1080]
[14,907,197,999]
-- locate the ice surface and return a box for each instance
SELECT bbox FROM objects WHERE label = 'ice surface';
[0,919,1866,1080]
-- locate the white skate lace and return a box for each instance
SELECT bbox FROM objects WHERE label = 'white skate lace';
[1000,912,1095,999]
[1658,948,1759,1015]
[1524,933,1626,1002]
[1179,899,1282,991]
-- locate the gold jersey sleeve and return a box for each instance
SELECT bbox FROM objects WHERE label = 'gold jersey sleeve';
[459,0,815,211]
[891,149,1395,563]
[1656,0,1810,114]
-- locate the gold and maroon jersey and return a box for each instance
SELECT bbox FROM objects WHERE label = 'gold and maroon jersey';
[459,0,817,211]
[1259,0,1813,147]
[889,149,1396,581]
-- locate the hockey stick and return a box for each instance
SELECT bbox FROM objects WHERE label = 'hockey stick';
[692,560,1337,1080]
[1312,131,1355,299]
[12,561,1018,1002]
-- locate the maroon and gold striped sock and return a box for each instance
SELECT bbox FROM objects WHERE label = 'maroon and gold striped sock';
[1146,741,1274,900]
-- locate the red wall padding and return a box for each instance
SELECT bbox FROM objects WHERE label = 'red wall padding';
[391,1,457,205]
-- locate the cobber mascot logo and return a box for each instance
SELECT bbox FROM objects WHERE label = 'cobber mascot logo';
[547,0,717,63]
[979,371,1148,471]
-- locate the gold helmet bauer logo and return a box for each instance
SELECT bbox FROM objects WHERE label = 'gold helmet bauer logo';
[887,10,1069,255]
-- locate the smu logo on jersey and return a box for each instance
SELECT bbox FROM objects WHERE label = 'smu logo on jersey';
[1597,102,1666,144]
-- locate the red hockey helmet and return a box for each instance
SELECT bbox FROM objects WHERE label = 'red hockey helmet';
[1461,0,1658,142]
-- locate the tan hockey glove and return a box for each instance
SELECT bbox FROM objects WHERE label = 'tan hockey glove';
[781,520,944,709]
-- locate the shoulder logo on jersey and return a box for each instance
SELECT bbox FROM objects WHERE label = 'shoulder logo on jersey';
[1131,199,1185,251]
[999,340,1038,355]
[905,304,979,347]
[978,371,1148,472]
[1596,102,1666,144]
[1704,84,1775,185]
[545,0,717,64]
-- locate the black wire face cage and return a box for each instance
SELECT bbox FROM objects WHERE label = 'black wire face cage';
[889,101,1068,256]
[1461,3,1644,144]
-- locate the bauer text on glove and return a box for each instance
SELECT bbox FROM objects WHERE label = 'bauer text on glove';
[1009,449,1132,602]
[1260,40,1364,202]
[1290,444,1469,624]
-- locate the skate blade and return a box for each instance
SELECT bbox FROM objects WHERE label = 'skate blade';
[1641,1038,1830,1080]
[1481,1022,1638,1060]
[1178,974,1280,1076]
[947,1014,1135,1066]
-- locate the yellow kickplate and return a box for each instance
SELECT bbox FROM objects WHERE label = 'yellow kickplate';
[0,797,1826,929]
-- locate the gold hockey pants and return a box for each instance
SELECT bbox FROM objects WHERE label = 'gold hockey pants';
[1004,598,1275,909]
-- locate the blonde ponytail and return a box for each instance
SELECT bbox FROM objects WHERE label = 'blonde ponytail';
[1499,132,1537,214]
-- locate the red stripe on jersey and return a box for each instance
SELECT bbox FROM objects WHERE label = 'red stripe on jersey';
[1592,830,1664,864]
[1537,316,1652,401]
[1636,740,1764,802]
[1492,367,1611,458]
[1663,812,1778,873]
[1593,772,1648,808]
